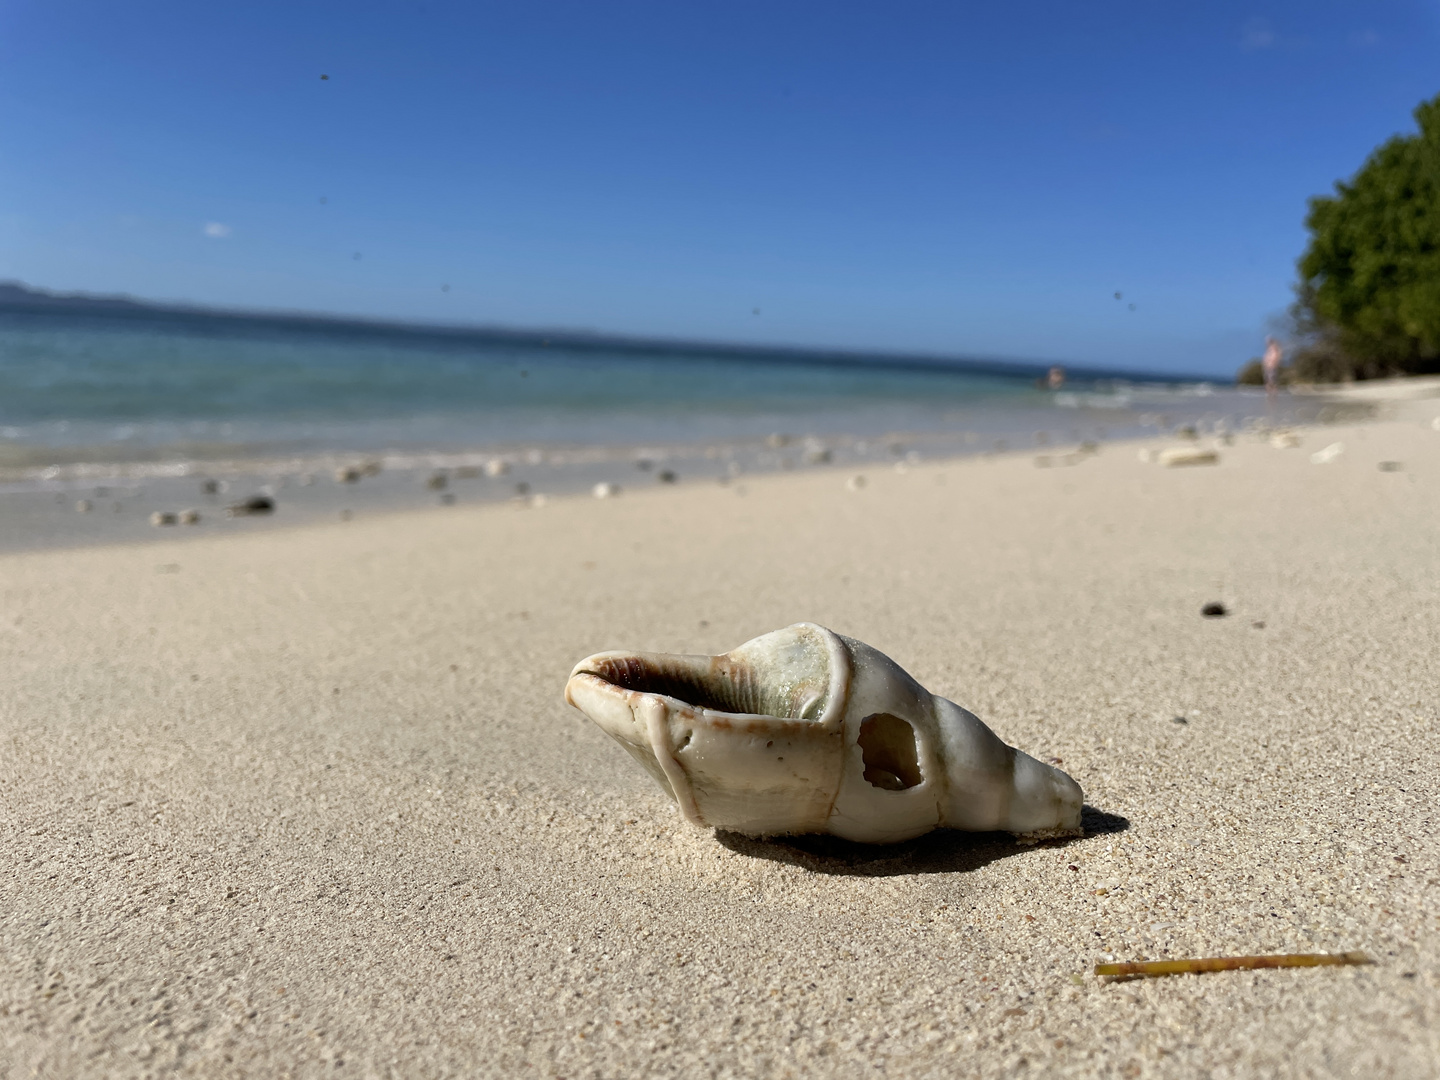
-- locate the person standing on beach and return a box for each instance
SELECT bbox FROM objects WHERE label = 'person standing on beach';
[1262,336,1283,396]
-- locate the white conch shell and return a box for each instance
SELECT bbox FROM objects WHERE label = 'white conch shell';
[565,623,1083,844]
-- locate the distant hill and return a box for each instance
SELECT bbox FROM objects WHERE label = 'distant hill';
[0,281,1198,384]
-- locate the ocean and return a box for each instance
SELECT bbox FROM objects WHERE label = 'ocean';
[0,305,1317,549]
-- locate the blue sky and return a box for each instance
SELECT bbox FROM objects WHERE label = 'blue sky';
[1,1,1436,375]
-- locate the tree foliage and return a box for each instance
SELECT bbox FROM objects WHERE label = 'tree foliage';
[1292,92,1440,378]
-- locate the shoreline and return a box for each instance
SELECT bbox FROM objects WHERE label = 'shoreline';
[0,385,1375,556]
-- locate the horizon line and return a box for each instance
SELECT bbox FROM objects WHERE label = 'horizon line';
[0,280,1222,385]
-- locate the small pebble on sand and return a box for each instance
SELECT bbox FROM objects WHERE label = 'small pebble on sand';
[335,465,362,484]
[485,458,510,477]
[150,511,179,527]
[201,479,224,495]
[179,509,201,525]
[426,472,448,490]
[226,496,275,517]
[593,482,620,499]
[1201,602,1228,618]
[657,469,677,484]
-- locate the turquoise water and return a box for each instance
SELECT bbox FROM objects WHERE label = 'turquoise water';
[0,308,1273,480]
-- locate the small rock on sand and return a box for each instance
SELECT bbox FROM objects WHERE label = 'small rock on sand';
[179,509,201,525]
[1201,602,1228,618]
[593,482,620,499]
[1157,447,1219,467]
[150,511,179,527]
[335,466,362,484]
[226,496,275,517]
[657,469,677,484]
[426,472,448,490]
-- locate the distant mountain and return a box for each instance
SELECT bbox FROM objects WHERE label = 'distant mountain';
[0,282,155,314]
[0,281,1197,383]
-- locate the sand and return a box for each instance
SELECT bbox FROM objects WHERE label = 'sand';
[1,408,1437,1078]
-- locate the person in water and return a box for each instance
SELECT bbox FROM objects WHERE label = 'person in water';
[1261,336,1283,395]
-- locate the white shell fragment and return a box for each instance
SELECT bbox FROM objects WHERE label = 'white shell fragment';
[565,623,1083,844]
[1156,447,1219,468]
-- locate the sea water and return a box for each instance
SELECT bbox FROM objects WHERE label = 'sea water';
[0,308,1316,549]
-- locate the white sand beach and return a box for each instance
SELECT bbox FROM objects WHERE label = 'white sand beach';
[2,408,1437,1078]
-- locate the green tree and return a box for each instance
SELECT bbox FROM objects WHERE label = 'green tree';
[1294,92,1440,378]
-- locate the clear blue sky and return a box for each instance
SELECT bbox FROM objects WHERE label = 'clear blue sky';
[1,1,1436,375]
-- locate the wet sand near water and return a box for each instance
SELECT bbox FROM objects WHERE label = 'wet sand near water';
[0,406,1437,1077]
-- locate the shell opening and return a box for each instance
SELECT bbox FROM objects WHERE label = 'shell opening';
[858,713,923,791]
[582,656,805,717]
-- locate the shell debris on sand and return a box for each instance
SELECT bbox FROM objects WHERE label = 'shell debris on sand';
[178,509,201,525]
[1156,447,1220,468]
[846,474,867,491]
[564,623,1083,844]
[1270,430,1303,449]
[592,482,621,499]
[1311,442,1345,465]
[484,458,510,477]
[149,511,179,527]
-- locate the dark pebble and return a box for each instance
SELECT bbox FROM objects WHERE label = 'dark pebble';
[426,472,448,490]
[1171,716,1188,725]
[226,495,275,517]
[657,469,678,484]
[1201,602,1228,618]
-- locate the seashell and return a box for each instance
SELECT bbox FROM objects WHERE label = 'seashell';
[565,623,1083,844]
[1310,442,1344,465]
[1156,447,1219,468]
[1269,430,1302,449]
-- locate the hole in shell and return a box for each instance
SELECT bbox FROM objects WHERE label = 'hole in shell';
[858,713,923,791]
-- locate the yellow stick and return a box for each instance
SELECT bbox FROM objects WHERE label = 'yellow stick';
[1095,951,1371,979]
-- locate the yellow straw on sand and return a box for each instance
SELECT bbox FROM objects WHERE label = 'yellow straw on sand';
[1095,952,1371,979]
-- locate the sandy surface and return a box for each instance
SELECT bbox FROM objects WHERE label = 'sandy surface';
[2,409,1437,1078]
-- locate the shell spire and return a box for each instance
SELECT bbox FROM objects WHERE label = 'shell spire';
[565,623,1083,844]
